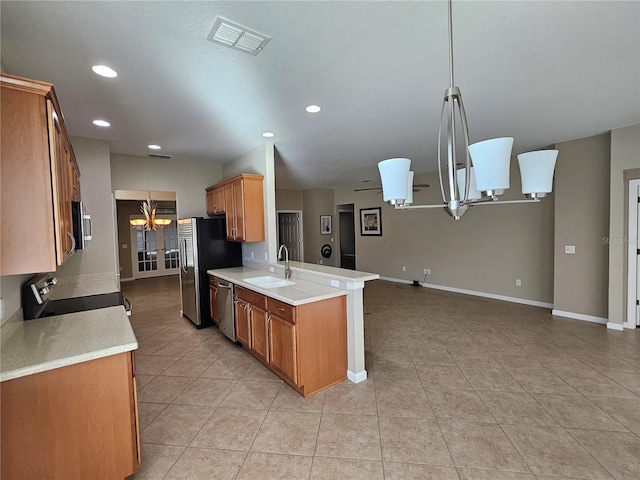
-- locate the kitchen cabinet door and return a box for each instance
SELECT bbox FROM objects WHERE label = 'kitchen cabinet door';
[1,352,139,479]
[250,304,269,364]
[1,74,80,275]
[269,313,297,385]
[234,298,250,348]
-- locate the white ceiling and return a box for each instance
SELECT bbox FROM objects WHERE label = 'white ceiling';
[2,1,638,189]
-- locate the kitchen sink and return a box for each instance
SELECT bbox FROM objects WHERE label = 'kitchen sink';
[244,276,295,289]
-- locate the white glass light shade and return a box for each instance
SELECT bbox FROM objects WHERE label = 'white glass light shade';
[130,219,146,226]
[378,158,411,204]
[405,171,415,205]
[517,150,558,196]
[155,218,172,226]
[455,167,482,201]
[468,137,514,194]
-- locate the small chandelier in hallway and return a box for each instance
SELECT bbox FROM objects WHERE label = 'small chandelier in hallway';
[129,193,172,231]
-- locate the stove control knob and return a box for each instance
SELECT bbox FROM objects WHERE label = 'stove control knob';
[38,286,50,296]
[46,277,58,286]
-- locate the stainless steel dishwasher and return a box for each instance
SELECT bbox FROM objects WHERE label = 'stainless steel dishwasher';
[217,280,236,341]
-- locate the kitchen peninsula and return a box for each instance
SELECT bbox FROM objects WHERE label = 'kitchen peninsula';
[209,260,379,389]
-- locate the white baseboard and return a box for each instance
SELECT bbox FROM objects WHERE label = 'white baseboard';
[607,322,625,331]
[119,277,135,282]
[378,276,553,309]
[551,309,608,325]
[347,369,368,383]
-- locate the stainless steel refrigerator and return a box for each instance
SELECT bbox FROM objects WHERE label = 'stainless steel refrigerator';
[178,217,242,327]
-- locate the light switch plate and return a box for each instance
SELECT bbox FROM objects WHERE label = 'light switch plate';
[565,245,576,254]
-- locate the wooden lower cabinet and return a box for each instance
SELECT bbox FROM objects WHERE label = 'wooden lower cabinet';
[0,351,140,479]
[234,285,347,396]
[234,297,251,347]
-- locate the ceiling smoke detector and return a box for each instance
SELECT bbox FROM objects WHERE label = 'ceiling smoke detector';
[206,17,271,56]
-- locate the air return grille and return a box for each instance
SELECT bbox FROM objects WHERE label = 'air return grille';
[148,153,172,159]
[206,17,271,56]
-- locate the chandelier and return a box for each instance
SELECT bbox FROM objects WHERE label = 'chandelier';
[378,0,558,220]
[129,193,172,231]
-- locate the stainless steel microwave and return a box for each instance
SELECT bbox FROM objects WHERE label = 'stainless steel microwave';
[71,201,92,250]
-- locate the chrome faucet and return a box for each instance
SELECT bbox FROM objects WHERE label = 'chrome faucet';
[278,244,292,279]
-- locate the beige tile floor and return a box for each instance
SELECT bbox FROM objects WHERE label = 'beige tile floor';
[124,276,640,480]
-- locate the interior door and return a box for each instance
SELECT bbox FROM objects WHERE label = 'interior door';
[278,212,302,261]
[339,208,356,270]
[130,217,178,279]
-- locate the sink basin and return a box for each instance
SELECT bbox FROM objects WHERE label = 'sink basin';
[244,276,295,289]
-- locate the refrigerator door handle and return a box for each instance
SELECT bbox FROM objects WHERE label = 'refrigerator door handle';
[181,239,188,273]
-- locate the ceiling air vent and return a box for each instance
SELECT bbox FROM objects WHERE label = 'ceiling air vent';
[148,153,172,159]
[206,17,271,56]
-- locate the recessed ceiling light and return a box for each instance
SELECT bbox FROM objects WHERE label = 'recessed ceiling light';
[91,65,118,78]
[262,132,275,138]
[148,144,162,150]
[305,105,321,113]
[92,119,110,127]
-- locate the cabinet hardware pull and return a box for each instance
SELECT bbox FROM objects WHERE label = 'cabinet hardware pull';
[66,231,76,255]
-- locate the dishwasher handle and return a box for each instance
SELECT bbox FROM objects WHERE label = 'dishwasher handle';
[217,281,232,289]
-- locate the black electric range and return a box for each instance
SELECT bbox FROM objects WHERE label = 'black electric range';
[22,273,130,320]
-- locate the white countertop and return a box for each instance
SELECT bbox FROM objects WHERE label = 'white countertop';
[207,266,347,306]
[284,261,380,283]
[1,306,137,382]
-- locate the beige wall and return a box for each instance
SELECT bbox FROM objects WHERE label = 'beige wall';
[553,134,611,318]
[335,161,555,303]
[110,153,222,218]
[276,189,304,211]
[302,189,337,266]
[223,143,277,263]
[609,125,640,324]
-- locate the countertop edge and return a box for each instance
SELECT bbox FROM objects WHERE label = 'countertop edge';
[0,341,138,382]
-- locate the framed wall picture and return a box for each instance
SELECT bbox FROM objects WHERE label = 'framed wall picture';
[320,215,332,234]
[360,207,382,236]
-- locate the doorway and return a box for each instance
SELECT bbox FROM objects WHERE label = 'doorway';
[129,215,179,279]
[627,179,640,328]
[277,211,303,261]
[338,204,356,270]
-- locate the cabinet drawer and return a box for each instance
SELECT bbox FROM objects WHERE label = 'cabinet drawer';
[235,285,265,308]
[267,297,295,324]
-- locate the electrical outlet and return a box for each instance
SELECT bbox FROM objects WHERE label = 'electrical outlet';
[402,266,406,272]
[565,245,576,254]
[251,250,255,259]
[423,268,431,275]
[516,279,522,287]
[331,279,339,288]
[122,244,128,249]
[269,266,275,273]
[0,298,4,321]
[264,251,268,261]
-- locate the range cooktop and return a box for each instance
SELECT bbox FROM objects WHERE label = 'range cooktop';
[22,274,129,320]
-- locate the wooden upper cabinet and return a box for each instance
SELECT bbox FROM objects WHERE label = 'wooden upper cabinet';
[1,74,80,275]
[205,185,225,215]
[206,174,264,242]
